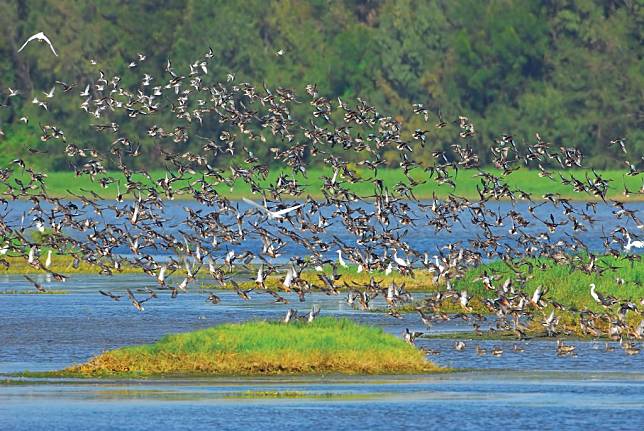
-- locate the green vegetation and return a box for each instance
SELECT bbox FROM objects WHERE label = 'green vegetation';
[242,255,642,314]
[55,318,438,376]
[0,289,68,294]
[0,1,641,171]
[5,168,642,201]
[221,391,377,400]
[452,256,642,313]
[0,255,142,275]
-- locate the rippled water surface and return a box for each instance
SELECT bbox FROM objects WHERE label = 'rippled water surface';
[1,274,643,430]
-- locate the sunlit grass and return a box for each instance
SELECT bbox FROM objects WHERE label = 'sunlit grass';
[5,168,642,201]
[453,255,643,312]
[62,318,439,377]
[0,255,142,275]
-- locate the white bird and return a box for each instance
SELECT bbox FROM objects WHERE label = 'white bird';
[283,265,295,290]
[27,246,36,264]
[242,198,301,220]
[307,305,320,323]
[157,265,167,285]
[589,283,600,303]
[35,220,45,233]
[283,308,297,324]
[625,232,644,252]
[433,255,445,273]
[255,264,265,287]
[44,250,52,269]
[459,290,472,311]
[42,87,55,98]
[336,250,348,268]
[385,262,393,275]
[17,32,58,56]
[393,250,410,267]
[178,277,189,292]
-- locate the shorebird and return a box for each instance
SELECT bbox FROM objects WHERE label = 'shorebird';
[44,250,52,269]
[283,308,297,323]
[624,232,643,252]
[556,339,576,356]
[307,305,320,323]
[590,283,617,308]
[404,328,423,345]
[99,290,121,301]
[126,288,149,311]
[23,275,46,292]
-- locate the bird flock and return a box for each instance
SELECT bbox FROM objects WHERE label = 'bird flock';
[1,33,643,356]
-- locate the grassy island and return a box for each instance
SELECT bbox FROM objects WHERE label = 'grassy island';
[59,318,438,377]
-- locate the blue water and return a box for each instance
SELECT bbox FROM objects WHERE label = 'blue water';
[2,373,644,431]
[1,275,643,430]
[1,199,643,430]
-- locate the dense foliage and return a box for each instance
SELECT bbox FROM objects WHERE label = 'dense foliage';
[0,0,641,170]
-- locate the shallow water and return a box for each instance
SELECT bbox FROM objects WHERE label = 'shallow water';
[1,275,643,430]
[2,372,643,431]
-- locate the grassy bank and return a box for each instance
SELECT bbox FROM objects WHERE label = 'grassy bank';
[246,255,642,313]
[5,168,642,201]
[54,318,438,377]
[452,256,643,313]
[0,255,142,275]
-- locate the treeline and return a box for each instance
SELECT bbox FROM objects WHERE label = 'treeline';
[0,0,641,170]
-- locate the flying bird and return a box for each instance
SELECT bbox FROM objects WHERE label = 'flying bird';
[17,32,58,56]
[242,198,301,220]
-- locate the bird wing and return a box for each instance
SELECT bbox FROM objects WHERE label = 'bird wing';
[39,33,58,56]
[17,39,30,53]
[126,288,138,304]
[273,204,302,216]
[17,32,41,53]
[242,198,269,214]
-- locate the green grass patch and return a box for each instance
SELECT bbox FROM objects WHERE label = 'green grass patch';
[363,255,643,313]
[0,289,68,295]
[4,168,642,201]
[44,318,439,377]
[0,255,142,275]
[453,255,643,313]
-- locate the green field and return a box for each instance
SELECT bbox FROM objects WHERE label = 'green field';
[5,168,642,201]
[52,318,437,377]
